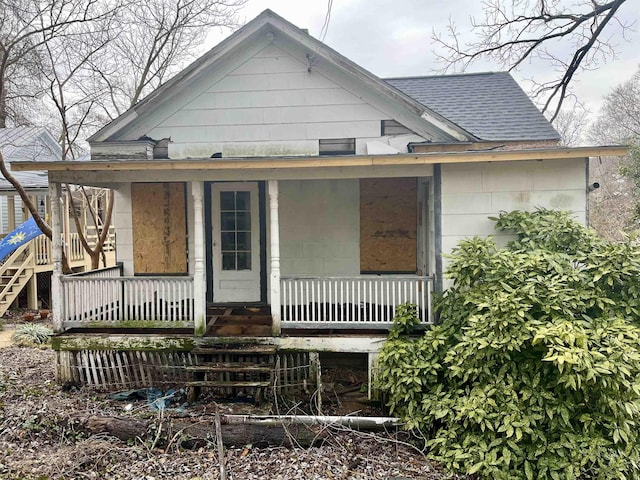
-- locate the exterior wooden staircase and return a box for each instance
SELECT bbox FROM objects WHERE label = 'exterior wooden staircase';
[186,344,277,402]
[0,243,35,317]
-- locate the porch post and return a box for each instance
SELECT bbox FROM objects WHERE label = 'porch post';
[268,180,281,336]
[50,182,63,333]
[7,196,15,230]
[192,181,207,336]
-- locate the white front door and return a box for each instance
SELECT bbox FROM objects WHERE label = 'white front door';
[211,182,261,302]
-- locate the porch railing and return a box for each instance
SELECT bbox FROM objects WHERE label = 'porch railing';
[69,233,84,262]
[34,233,90,265]
[61,269,194,328]
[280,275,433,328]
[34,235,52,265]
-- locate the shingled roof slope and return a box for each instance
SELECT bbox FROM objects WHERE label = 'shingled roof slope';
[0,127,58,190]
[386,72,560,142]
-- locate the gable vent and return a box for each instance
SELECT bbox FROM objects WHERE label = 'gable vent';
[319,138,355,156]
[381,120,415,136]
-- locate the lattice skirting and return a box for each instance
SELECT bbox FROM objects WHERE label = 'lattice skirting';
[56,350,313,396]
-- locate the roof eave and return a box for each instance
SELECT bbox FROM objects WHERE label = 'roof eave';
[12,146,629,173]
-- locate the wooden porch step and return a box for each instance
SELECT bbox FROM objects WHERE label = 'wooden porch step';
[185,380,272,388]
[186,363,272,373]
[0,273,28,280]
[191,345,277,356]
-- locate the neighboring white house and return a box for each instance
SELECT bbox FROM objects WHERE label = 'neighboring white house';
[12,10,625,392]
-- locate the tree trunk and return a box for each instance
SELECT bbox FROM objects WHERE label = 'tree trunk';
[73,415,326,448]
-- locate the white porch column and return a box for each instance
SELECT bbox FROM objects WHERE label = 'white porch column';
[268,180,281,336]
[50,182,63,333]
[192,181,207,336]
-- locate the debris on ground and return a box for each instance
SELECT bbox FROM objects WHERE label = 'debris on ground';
[0,346,466,479]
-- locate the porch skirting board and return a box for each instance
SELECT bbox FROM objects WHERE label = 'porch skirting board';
[55,349,313,398]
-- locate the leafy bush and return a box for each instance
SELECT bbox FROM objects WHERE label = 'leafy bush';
[11,323,53,346]
[377,209,640,480]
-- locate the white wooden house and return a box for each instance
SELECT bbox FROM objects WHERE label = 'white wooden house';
[13,11,625,394]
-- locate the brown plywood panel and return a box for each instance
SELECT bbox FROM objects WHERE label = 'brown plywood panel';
[360,178,416,272]
[132,183,187,274]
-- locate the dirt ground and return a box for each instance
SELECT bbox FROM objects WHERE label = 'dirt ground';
[0,325,15,347]
[0,345,466,480]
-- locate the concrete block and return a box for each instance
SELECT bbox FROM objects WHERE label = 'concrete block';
[441,214,500,237]
[482,163,534,192]
[441,164,483,193]
[532,158,586,190]
[442,193,492,215]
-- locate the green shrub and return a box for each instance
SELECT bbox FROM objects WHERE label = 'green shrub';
[11,323,53,346]
[377,209,640,479]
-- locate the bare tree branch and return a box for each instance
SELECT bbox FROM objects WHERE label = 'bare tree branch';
[1,0,246,271]
[433,0,633,121]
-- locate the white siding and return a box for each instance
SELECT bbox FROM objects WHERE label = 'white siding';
[0,195,23,234]
[279,179,360,276]
[146,44,415,158]
[113,184,133,275]
[440,159,587,277]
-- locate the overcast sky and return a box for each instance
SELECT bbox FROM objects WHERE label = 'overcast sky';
[207,0,640,117]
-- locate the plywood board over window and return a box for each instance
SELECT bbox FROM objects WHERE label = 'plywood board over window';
[360,178,417,273]
[131,183,187,274]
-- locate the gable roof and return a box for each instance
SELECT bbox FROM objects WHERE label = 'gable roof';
[88,9,475,144]
[386,72,560,142]
[0,127,57,190]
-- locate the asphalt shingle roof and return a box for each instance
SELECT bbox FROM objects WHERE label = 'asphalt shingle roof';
[386,72,560,142]
[0,127,58,190]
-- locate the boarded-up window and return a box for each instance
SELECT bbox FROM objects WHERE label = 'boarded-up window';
[360,178,416,273]
[132,183,187,274]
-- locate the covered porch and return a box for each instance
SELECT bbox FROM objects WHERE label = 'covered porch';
[52,175,435,335]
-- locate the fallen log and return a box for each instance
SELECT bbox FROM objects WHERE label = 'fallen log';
[72,415,325,448]
[71,414,401,449]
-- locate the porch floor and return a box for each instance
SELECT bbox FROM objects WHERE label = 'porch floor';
[206,305,273,337]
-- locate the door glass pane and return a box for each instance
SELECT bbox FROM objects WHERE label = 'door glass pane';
[221,212,236,230]
[219,190,252,271]
[236,212,250,230]
[236,232,250,250]
[221,232,236,250]
[237,251,251,270]
[235,191,250,211]
[220,191,235,210]
[222,252,235,270]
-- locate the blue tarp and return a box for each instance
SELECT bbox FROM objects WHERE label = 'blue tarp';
[109,388,180,411]
[0,217,43,261]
